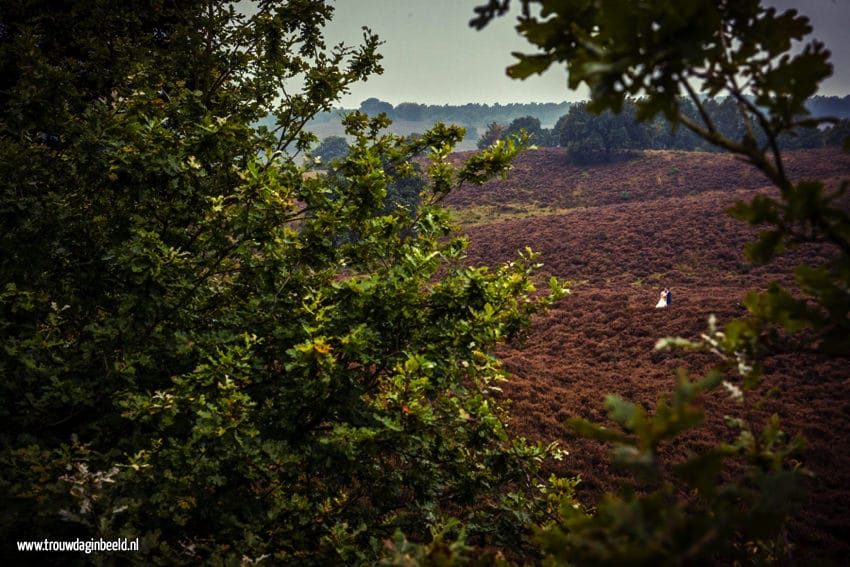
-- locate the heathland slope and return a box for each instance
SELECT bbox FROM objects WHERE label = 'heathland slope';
[449,147,850,564]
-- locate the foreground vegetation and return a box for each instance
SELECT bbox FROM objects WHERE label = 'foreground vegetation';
[1,0,848,564]
[0,2,570,563]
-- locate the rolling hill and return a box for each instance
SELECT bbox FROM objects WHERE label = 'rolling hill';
[447,147,850,564]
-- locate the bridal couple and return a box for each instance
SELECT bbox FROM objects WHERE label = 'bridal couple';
[655,287,671,308]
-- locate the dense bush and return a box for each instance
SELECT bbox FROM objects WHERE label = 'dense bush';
[0,2,565,563]
[311,135,350,165]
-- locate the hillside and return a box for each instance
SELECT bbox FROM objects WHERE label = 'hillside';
[449,147,850,564]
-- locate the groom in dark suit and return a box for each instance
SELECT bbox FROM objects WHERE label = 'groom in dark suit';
[665,288,671,306]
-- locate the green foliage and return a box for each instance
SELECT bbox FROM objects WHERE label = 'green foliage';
[555,100,649,163]
[360,97,395,117]
[823,118,850,149]
[0,2,569,563]
[503,116,543,143]
[394,102,426,123]
[551,95,834,157]
[477,121,507,149]
[312,135,350,165]
[478,116,558,151]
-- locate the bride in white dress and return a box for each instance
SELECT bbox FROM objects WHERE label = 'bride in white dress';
[655,288,668,308]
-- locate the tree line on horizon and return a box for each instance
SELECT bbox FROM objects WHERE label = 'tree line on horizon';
[310,98,573,128]
[312,94,850,128]
[312,94,850,165]
[482,95,850,163]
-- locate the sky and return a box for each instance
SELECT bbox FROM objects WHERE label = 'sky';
[323,0,850,108]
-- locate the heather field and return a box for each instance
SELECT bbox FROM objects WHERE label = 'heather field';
[449,147,850,564]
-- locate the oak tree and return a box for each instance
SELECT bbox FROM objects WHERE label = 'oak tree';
[1,2,564,563]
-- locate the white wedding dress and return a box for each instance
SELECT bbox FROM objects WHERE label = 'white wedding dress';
[655,293,667,308]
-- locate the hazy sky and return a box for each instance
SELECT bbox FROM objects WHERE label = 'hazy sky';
[324,0,850,108]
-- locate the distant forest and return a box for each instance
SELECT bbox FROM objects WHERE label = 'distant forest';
[806,95,850,119]
[306,94,850,129]
[302,95,850,161]
[309,98,574,128]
